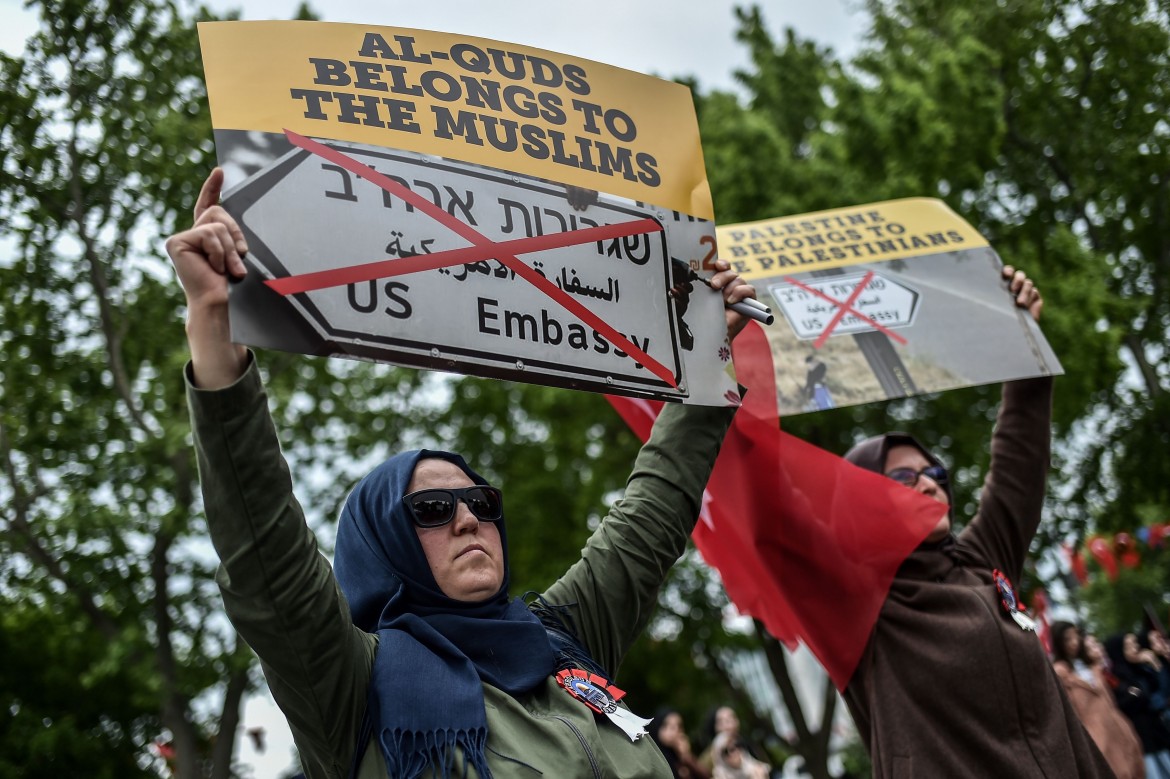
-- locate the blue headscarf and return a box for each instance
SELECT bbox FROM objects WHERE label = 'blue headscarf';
[334,449,556,779]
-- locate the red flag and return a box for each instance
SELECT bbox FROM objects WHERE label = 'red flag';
[1087,536,1119,581]
[607,323,944,689]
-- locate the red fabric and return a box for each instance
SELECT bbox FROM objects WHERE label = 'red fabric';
[1065,543,1090,586]
[607,323,944,689]
[1087,536,1119,581]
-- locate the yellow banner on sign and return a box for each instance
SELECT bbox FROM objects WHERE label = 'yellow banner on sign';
[198,21,713,219]
[715,198,989,280]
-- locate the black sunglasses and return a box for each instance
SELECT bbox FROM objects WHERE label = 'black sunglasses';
[885,464,947,488]
[403,486,503,528]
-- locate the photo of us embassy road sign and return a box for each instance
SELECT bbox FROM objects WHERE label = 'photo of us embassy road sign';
[224,137,695,400]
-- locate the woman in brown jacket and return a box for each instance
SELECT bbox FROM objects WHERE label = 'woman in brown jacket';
[839,267,1117,778]
[1051,622,1145,779]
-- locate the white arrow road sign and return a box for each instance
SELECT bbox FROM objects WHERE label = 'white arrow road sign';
[768,271,920,341]
[222,138,743,402]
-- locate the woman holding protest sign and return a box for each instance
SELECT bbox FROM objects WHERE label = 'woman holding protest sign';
[166,168,756,779]
[840,267,1117,778]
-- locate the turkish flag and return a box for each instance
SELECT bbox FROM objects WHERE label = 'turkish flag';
[607,323,944,689]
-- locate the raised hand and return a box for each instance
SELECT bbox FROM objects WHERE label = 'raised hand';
[165,168,249,388]
[1002,265,1043,322]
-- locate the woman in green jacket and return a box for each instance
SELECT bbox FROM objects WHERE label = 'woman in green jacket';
[168,169,756,779]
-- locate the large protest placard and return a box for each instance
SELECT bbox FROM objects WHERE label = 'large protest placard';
[198,21,740,405]
[716,199,1062,415]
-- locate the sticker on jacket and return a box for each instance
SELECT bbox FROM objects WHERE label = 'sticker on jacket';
[993,569,1037,632]
[555,668,652,742]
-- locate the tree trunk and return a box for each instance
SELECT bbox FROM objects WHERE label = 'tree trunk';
[210,653,251,779]
[756,622,838,779]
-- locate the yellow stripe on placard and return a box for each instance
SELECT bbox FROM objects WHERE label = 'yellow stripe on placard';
[715,199,989,279]
[198,21,713,219]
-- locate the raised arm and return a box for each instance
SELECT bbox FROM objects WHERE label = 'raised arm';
[170,171,373,775]
[541,399,737,675]
[540,263,753,675]
[957,266,1053,581]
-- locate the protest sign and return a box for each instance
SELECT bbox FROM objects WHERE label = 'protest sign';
[198,21,739,404]
[716,199,1062,415]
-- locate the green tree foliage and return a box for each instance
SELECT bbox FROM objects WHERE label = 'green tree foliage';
[0,601,152,778]
[0,1,435,775]
[0,2,227,773]
[1080,511,1170,635]
[0,1,251,774]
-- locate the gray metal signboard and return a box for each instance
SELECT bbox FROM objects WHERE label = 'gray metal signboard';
[222,135,741,404]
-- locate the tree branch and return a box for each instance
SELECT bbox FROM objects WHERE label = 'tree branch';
[152,525,199,778]
[210,646,252,779]
[699,640,793,755]
[815,673,839,755]
[64,81,159,439]
[756,621,814,746]
[0,418,122,640]
[1123,333,1165,399]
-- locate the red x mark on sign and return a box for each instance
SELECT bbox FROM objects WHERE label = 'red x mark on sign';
[782,271,909,349]
[264,130,678,388]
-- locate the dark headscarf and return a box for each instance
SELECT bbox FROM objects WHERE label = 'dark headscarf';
[844,432,955,522]
[1103,632,1152,690]
[334,449,556,779]
[1105,632,1170,751]
[1104,634,1129,670]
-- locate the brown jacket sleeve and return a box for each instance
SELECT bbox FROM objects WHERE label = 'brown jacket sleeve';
[955,375,1054,582]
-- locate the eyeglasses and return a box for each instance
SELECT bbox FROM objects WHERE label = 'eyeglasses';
[885,465,947,488]
[403,486,503,528]
[721,745,740,758]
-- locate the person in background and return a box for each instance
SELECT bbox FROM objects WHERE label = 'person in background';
[710,731,769,779]
[1087,634,1120,685]
[1142,629,1170,727]
[650,708,711,779]
[697,704,770,776]
[1108,632,1170,779]
[1050,621,1145,779]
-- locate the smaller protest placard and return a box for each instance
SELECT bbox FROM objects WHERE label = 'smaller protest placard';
[715,199,1062,415]
[198,21,740,405]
